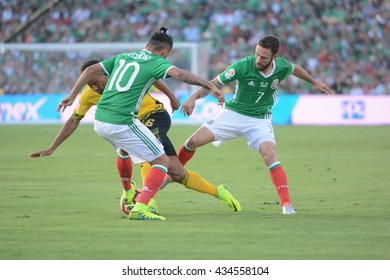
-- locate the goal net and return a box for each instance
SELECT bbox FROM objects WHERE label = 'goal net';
[0,42,211,95]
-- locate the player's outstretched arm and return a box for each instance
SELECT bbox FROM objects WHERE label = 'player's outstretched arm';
[167,67,222,97]
[180,78,223,116]
[58,64,105,112]
[292,64,334,95]
[154,79,180,112]
[29,116,81,158]
[180,94,197,116]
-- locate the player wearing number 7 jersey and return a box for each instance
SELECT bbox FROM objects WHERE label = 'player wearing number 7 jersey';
[178,34,334,215]
[58,27,223,221]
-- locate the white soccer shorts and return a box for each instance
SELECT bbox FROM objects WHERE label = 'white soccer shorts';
[202,108,276,151]
[94,119,165,164]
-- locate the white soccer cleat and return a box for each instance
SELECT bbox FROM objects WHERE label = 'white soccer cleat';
[282,204,296,215]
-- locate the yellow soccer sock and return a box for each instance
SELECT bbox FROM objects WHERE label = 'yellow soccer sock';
[140,162,152,184]
[183,170,218,197]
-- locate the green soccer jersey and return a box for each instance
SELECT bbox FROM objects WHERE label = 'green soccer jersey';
[95,50,174,125]
[218,56,294,119]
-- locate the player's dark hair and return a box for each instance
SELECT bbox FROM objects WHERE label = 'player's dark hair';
[80,59,101,73]
[148,27,173,51]
[258,35,280,55]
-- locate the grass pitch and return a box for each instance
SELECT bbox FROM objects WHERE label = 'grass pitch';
[0,124,389,260]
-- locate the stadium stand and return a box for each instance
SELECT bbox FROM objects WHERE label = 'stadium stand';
[1,0,389,95]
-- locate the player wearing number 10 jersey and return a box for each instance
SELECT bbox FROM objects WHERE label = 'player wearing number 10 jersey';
[58,27,222,221]
[31,58,241,217]
[96,50,173,125]
[178,34,334,215]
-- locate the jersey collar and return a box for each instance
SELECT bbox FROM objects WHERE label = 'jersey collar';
[258,60,276,78]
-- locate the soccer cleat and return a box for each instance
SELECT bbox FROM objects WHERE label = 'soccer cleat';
[126,180,137,198]
[158,174,172,190]
[129,203,166,221]
[217,185,241,212]
[120,189,159,215]
[120,181,139,214]
[147,198,159,215]
[282,203,296,215]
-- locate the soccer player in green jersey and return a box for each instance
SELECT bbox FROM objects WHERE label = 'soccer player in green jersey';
[178,34,334,215]
[57,27,222,221]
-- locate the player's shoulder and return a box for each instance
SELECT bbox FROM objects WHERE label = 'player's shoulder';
[242,55,255,65]
[230,56,255,72]
[275,57,293,68]
[274,57,294,78]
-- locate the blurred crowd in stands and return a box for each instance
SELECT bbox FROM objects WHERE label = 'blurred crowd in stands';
[1,0,389,95]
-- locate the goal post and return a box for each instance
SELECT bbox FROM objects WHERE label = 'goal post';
[0,41,211,95]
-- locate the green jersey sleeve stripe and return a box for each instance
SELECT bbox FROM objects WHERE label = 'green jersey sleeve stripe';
[217,76,224,85]
[99,62,109,76]
[164,66,176,79]
[134,78,156,114]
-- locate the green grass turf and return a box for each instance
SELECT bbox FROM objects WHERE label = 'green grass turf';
[0,124,389,260]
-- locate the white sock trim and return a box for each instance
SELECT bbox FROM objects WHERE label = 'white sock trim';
[268,161,281,170]
[151,164,168,173]
[116,149,131,159]
[184,140,196,151]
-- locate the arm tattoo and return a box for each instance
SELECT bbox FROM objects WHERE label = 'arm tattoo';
[179,70,211,89]
[197,87,209,98]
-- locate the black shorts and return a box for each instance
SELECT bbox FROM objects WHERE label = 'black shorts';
[141,111,177,157]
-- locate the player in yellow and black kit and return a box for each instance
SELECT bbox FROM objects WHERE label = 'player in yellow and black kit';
[30,59,241,215]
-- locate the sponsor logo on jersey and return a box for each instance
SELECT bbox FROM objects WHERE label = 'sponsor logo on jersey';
[207,119,214,125]
[247,81,255,86]
[271,79,279,89]
[224,68,235,80]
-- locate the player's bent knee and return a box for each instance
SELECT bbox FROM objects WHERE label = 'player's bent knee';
[150,154,170,170]
[186,135,210,149]
[185,137,198,150]
[187,127,215,149]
